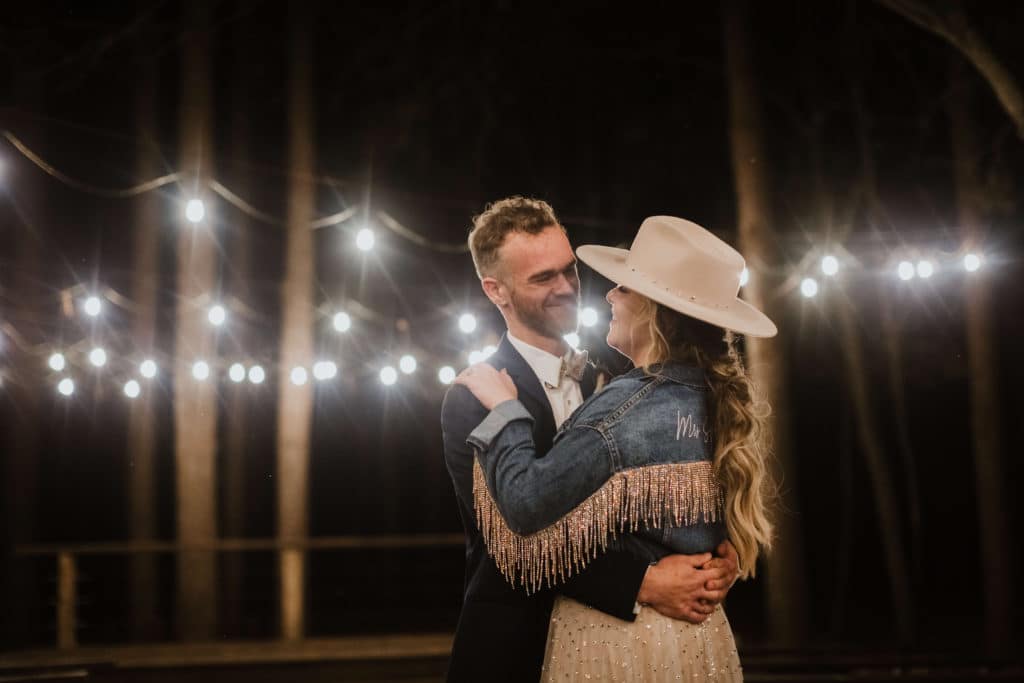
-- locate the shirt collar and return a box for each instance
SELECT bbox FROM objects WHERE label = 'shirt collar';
[506,332,565,389]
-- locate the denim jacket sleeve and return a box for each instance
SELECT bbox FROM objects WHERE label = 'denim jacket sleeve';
[467,399,613,536]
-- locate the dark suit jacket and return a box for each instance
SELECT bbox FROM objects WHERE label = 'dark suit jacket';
[441,334,648,682]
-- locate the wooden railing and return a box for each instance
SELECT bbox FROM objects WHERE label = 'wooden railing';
[15,534,465,649]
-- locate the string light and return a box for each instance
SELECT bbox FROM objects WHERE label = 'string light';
[438,366,456,385]
[313,360,337,380]
[467,350,484,364]
[356,227,375,251]
[481,345,497,358]
[248,365,266,384]
[333,312,352,332]
[192,360,210,381]
[207,305,227,326]
[124,380,141,398]
[458,313,477,334]
[185,199,205,224]
[4,121,1000,393]
[89,347,107,367]
[290,366,308,386]
[228,363,246,383]
[379,366,398,386]
[139,359,158,378]
[84,296,102,317]
[58,378,75,396]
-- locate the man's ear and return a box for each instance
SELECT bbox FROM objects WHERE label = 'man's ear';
[481,277,508,307]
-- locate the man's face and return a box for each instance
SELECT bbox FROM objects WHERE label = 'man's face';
[494,226,580,340]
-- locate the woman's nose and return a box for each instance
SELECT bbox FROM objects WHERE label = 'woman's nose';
[605,286,617,304]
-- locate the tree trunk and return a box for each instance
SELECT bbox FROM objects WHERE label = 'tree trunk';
[722,0,807,644]
[843,33,918,640]
[1,87,44,649]
[174,0,219,641]
[834,299,915,642]
[276,0,316,641]
[128,29,162,642]
[947,55,1012,654]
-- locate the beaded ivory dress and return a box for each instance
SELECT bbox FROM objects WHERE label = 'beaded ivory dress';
[542,596,742,681]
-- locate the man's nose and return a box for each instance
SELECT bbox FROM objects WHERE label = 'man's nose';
[554,273,578,295]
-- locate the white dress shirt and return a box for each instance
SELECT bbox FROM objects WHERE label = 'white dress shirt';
[507,332,583,428]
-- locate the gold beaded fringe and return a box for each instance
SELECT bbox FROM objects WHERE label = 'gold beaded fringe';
[472,457,723,592]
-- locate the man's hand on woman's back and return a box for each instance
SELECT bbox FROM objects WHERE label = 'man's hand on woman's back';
[635,540,740,624]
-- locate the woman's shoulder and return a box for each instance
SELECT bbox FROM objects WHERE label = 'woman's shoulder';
[578,364,708,423]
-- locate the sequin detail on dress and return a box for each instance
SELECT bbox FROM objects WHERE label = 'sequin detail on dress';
[542,596,743,681]
[472,458,723,591]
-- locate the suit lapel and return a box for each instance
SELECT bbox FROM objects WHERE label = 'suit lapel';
[490,334,556,451]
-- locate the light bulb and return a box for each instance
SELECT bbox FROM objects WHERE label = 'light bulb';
[248,365,266,384]
[192,361,210,381]
[356,227,375,251]
[399,355,417,374]
[228,363,246,383]
[185,199,205,223]
[139,359,158,378]
[89,348,107,367]
[333,312,352,332]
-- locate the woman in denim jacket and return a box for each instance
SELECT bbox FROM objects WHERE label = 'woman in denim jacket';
[456,216,776,681]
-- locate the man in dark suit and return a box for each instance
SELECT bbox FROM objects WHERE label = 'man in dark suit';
[441,197,738,682]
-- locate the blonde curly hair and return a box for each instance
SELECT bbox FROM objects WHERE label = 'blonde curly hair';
[635,296,775,579]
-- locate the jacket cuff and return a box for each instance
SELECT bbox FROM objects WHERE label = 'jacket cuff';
[466,399,533,450]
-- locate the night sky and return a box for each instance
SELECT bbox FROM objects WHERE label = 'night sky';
[2,0,1023,652]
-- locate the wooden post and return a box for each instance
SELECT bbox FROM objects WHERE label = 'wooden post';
[56,553,77,649]
[175,0,219,640]
[276,0,316,640]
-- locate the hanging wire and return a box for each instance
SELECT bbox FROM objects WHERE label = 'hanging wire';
[2,130,183,198]
[376,210,469,253]
[4,130,466,250]
[208,180,285,226]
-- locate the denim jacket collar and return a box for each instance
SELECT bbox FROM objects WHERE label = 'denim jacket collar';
[619,362,708,390]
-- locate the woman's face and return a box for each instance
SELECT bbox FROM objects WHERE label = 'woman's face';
[605,285,652,365]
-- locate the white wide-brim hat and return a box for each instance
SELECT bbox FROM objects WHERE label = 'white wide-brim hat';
[577,216,777,338]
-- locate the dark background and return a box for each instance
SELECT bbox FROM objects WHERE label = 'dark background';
[2,0,1023,655]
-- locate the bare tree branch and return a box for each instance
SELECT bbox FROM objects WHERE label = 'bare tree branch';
[876,0,1024,139]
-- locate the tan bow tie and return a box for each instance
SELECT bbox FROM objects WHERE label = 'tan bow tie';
[558,348,589,385]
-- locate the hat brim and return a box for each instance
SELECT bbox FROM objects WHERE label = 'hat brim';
[577,244,778,338]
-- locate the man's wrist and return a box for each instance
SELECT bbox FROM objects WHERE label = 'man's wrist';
[636,563,657,605]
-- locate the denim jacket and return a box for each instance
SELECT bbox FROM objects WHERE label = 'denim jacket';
[467,362,727,591]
